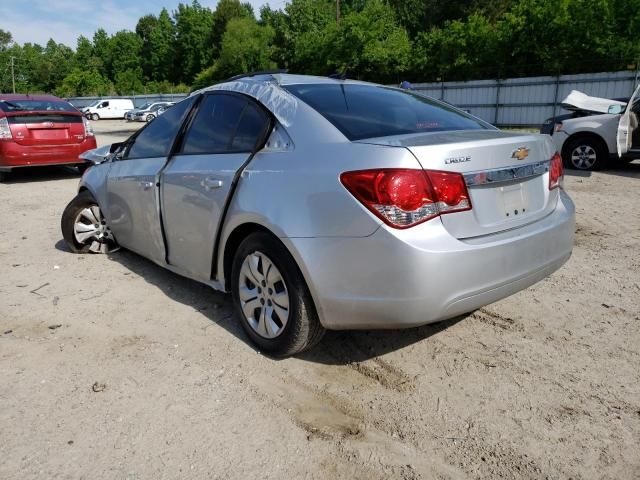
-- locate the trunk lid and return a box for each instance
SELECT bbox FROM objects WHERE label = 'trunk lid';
[6,112,86,146]
[357,130,559,239]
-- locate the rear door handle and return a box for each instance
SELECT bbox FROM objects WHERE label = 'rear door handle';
[201,177,223,191]
[138,181,154,190]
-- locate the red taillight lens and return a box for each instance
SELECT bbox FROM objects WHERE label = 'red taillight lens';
[340,168,471,228]
[549,152,563,190]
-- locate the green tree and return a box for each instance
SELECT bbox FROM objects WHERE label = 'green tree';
[109,31,143,78]
[136,14,159,80]
[55,68,113,96]
[282,0,336,74]
[174,0,215,83]
[326,0,411,82]
[114,68,144,94]
[148,9,177,82]
[210,0,254,57]
[92,29,111,78]
[194,17,276,87]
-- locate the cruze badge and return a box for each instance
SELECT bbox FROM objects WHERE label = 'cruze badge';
[511,147,530,161]
[444,155,471,165]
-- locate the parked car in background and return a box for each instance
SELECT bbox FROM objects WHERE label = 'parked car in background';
[125,102,174,122]
[61,73,575,356]
[540,88,640,170]
[156,103,174,116]
[0,94,96,182]
[82,98,135,121]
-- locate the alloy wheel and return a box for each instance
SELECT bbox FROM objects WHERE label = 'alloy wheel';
[73,205,118,254]
[238,251,290,339]
[570,145,597,170]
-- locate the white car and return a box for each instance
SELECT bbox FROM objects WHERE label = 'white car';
[82,98,135,121]
[542,86,640,170]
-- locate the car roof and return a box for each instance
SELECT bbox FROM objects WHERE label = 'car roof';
[197,73,374,94]
[0,94,66,102]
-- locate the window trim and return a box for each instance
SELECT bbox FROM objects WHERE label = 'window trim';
[174,91,274,158]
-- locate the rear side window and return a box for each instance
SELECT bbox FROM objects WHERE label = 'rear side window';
[231,102,270,151]
[180,94,269,154]
[283,84,488,141]
[126,96,196,159]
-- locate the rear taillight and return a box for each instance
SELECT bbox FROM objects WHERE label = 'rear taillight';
[340,168,471,228]
[549,152,563,190]
[0,117,12,140]
[83,117,94,137]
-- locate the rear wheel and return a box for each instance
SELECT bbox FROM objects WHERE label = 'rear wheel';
[61,190,118,254]
[91,113,100,121]
[0,172,8,182]
[231,232,325,357]
[563,136,607,171]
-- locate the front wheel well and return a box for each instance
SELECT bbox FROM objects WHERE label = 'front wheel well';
[561,132,609,159]
[222,223,279,290]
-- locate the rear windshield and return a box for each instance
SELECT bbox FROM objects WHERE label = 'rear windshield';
[0,99,77,113]
[283,84,488,140]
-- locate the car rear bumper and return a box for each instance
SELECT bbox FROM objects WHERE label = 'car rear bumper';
[0,138,97,170]
[286,190,575,330]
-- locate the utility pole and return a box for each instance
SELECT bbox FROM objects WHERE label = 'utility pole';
[336,0,340,23]
[10,56,16,93]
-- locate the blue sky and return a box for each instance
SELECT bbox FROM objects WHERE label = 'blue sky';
[0,0,286,48]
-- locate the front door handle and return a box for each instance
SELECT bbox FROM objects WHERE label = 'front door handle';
[201,177,223,191]
[138,181,154,190]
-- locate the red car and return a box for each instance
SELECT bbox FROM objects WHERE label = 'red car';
[0,94,97,181]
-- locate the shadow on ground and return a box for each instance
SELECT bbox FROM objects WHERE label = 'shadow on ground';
[1,166,81,184]
[56,241,462,363]
[599,159,640,179]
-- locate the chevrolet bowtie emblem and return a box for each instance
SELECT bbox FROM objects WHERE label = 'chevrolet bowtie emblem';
[511,147,530,161]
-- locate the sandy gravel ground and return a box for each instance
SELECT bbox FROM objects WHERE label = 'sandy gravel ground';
[1,120,639,479]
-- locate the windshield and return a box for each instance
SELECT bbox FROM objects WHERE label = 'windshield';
[0,99,77,113]
[283,84,488,141]
[138,103,152,110]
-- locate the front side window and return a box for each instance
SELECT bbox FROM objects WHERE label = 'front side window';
[125,96,197,159]
[180,94,269,154]
[283,83,488,141]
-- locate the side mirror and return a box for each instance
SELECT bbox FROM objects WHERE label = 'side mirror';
[608,104,624,114]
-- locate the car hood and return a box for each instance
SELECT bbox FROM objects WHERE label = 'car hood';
[560,90,626,114]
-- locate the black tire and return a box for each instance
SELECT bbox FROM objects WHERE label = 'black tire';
[231,231,325,357]
[0,172,8,182]
[146,114,155,122]
[61,190,116,254]
[562,136,607,171]
[91,113,99,121]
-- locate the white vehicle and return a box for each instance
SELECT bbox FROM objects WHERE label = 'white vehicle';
[542,86,640,170]
[82,99,135,121]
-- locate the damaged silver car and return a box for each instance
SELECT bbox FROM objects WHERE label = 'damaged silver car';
[62,73,575,356]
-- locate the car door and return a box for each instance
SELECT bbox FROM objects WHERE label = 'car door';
[106,96,197,264]
[161,92,272,281]
[617,83,640,156]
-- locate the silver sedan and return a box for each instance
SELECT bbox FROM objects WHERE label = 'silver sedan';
[61,73,575,356]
